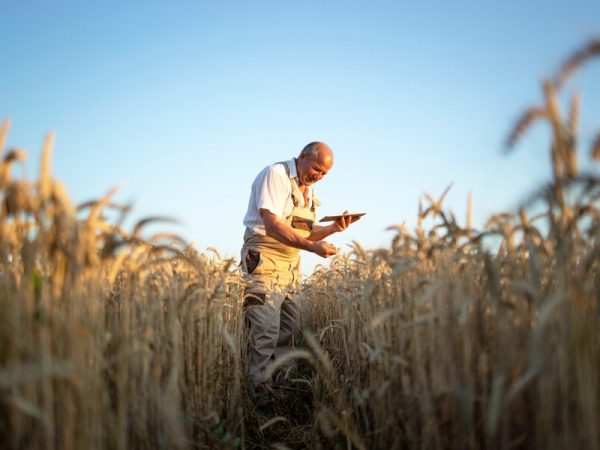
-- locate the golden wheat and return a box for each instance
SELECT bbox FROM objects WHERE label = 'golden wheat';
[0,36,599,450]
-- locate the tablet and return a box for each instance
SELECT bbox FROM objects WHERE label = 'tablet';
[318,213,366,223]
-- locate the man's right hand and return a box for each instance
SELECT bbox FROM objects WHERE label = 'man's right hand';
[260,208,339,256]
[310,241,339,258]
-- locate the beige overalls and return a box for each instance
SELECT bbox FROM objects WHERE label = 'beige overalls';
[241,161,319,385]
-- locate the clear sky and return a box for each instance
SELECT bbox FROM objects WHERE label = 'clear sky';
[2,1,599,274]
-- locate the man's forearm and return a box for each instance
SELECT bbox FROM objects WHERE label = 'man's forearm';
[264,220,315,252]
[259,209,338,258]
[308,224,337,241]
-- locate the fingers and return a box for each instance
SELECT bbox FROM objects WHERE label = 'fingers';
[336,211,352,231]
[342,210,349,229]
[317,241,338,258]
[346,212,354,225]
[325,242,339,256]
[335,213,348,231]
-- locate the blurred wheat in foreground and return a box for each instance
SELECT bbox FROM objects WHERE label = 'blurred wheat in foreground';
[1,38,600,450]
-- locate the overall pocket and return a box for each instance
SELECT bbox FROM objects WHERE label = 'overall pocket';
[245,249,261,274]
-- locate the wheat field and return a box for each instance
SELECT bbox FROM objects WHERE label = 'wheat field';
[0,39,599,449]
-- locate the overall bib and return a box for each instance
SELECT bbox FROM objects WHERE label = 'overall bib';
[241,162,318,384]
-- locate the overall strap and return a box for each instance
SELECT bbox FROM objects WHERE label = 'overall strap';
[278,160,318,210]
[278,160,291,177]
[277,161,302,207]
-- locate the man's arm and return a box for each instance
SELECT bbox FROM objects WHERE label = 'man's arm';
[308,210,354,241]
[307,223,338,241]
[260,209,338,258]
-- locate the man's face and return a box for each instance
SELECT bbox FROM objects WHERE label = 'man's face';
[297,152,334,186]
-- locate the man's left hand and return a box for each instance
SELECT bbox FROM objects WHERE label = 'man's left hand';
[332,210,354,232]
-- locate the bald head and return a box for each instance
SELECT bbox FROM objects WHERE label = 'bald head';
[296,141,334,186]
[299,141,334,165]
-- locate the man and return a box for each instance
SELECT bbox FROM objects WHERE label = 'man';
[241,141,355,386]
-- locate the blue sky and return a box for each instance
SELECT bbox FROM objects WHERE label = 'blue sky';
[2,1,599,273]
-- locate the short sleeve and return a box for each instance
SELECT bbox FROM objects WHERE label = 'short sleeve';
[256,165,290,219]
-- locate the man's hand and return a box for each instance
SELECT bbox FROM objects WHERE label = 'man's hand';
[308,210,360,242]
[310,241,339,258]
[332,210,354,232]
[260,208,338,257]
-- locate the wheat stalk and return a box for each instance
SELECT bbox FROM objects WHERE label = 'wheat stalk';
[591,131,600,161]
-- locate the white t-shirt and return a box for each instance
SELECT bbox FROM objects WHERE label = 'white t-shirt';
[243,158,315,236]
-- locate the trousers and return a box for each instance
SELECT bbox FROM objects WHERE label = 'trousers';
[241,230,302,384]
